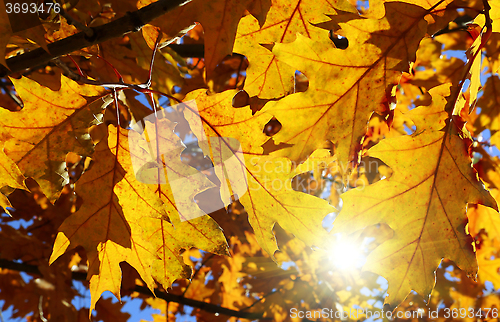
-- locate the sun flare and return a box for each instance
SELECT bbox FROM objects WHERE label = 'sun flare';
[327,235,366,271]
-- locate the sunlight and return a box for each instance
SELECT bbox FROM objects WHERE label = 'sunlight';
[327,235,366,271]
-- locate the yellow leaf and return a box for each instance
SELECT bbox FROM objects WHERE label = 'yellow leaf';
[0,146,28,215]
[474,75,500,133]
[477,246,500,289]
[129,116,215,221]
[128,113,229,288]
[183,90,272,206]
[50,124,167,313]
[0,193,13,215]
[0,76,107,201]
[488,0,500,33]
[468,155,500,243]
[234,0,355,98]
[332,86,497,308]
[241,154,335,258]
[51,117,230,310]
[0,147,27,191]
[264,1,432,164]
[183,90,335,258]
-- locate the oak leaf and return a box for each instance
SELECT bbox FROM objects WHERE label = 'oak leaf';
[0,76,107,201]
[50,124,167,313]
[468,157,500,243]
[474,75,500,133]
[51,116,229,310]
[477,245,500,289]
[233,0,356,98]
[182,89,335,257]
[0,146,27,215]
[141,0,267,80]
[263,1,435,165]
[128,115,229,287]
[332,85,497,308]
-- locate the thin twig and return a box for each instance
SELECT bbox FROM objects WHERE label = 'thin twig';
[241,286,281,311]
[66,55,85,77]
[134,285,264,319]
[53,55,183,108]
[182,253,215,296]
[113,88,120,126]
[146,34,163,88]
[38,296,48,322]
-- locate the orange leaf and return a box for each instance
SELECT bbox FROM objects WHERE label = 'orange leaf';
[141,0,263,80]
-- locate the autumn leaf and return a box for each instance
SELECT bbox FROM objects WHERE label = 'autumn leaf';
[262,1,439,165]
[233,0,356,98]
[332,85,497,308]
[491,1,500,32]
[240,151,336,258]
[51,113,229,309]
[0,76,107,201]
[0,146,28,215]
[50,124,167,313]
[183,89,335,257]
[474,75,500,133]
[477,245,500,289]
[0,5,47,68]
[468,202,500,243]
[466,34,483,110]
[141,0,267,80]
[182,90,272,202]
[468,156,500,243]
[128,113,229,287]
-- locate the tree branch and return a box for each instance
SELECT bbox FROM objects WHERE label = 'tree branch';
[0,258,265,320]
[134,285,264,320]
[167,44,204,58]
[0,0,196,77]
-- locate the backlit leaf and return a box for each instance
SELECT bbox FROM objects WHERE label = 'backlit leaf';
[183,90,335,258]
[263,1,435,164]
[234,0,356,98]
[50,124,167,313]
[0,76,107,201]
[332,85,497,308]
